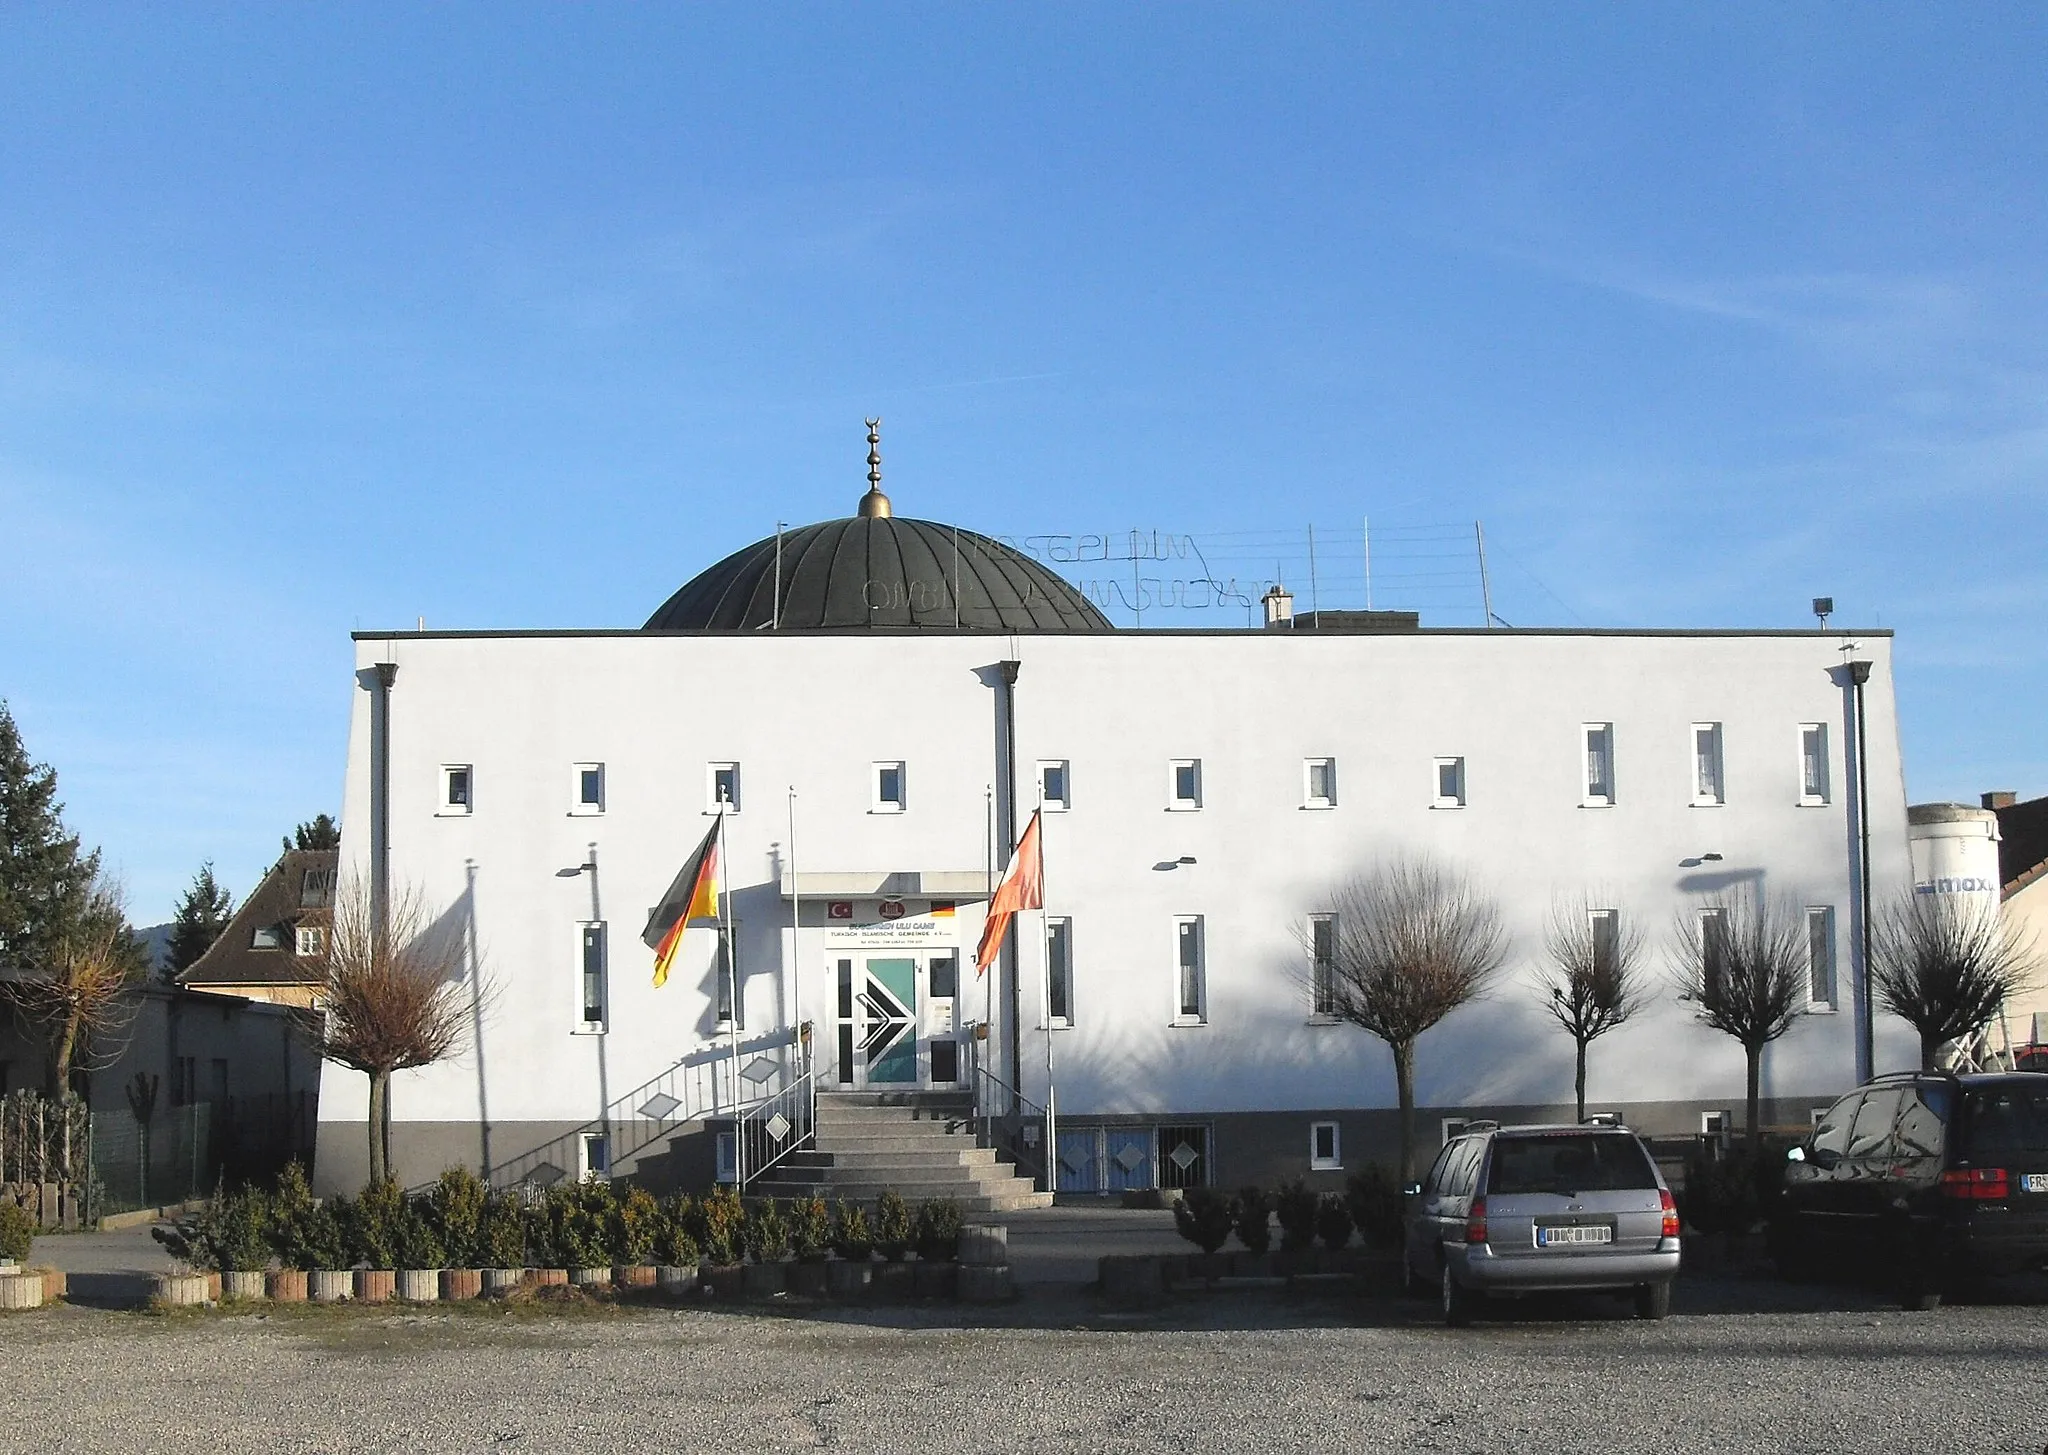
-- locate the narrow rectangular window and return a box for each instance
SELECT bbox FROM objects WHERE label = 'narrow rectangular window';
[1692,724,1724,805]
[873,761,906,812]
[1174,916,1205,1023]
[1799,724,1829,805]
[1584,724,1614,804]
[1433,756,1465,807]
[707,762,740,813]
[715,927,740,1027]
[1310,913,1337,1016]
[441,765,473,814]
[579,922,607,1030]
[1039,760,1070,811]
[1305,757,1336,808]
[581,1133,610,1181]
[573,763,605,814]
[1699,908,1730,1002]
[1170,759,1202,810]
[1807,906,1836,1008]
[1310,1121,1341,1171]
[835,957,854,1086]
[1046,917,1072,1025]
[1589,910,1619,978]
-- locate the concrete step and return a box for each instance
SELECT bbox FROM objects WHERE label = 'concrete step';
[780,1147,997,1170]
[815,1108,975,1131]
[812,1132,982,1154]
[745,1183,1053,1213]
[747,1173,1041,1200]
[817,1092,974,1110]
[772,1163,1031,1191]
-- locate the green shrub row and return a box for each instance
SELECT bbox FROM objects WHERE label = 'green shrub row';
[0,1201,35,1262]
[153,1167,966,1272]
[1172,1169,1404,1256]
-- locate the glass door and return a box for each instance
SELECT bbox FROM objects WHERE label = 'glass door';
[858,955,919,1086]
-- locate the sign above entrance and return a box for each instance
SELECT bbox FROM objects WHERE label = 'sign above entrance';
[819,900,961,946]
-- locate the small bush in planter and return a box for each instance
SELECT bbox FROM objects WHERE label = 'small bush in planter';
[695,1184,745,1266]
[391,1198,446,1270]
[653,1195,701,1268]
[1344,1165,1405,1250]
[873,1190,913,1261]
[558,1181,617,1268]
[0,1201,34,1262]
[615,1185,660,1267]
[1230,1187,1272,1255]
[1274,1180,1319,1253]
[428,1167,488,1268]
[478,1190,527,1269]
[270,1165,346,1272]
[742,1198,789,1263]
[914,1198,963,1261]
[788,1196,830,1263]
[1172,1187,1234,1254]
[1315,1192,1354,1252]
[829,1200,873,1262]
[346,1178,405,1268]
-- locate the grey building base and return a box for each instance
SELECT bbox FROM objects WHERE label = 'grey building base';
[313,1119,718,1197]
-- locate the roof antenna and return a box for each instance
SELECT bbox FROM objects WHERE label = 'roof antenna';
[858,418,892,518]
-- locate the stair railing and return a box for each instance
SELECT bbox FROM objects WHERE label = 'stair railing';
[968,1059,1049,1191]
[735,1067,817,1193]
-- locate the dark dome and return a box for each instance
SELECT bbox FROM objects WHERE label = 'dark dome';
[644,516,1115,632]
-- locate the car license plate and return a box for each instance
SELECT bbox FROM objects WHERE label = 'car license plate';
[2023,1173,2048,1194]
[1536,1224,1612,1247]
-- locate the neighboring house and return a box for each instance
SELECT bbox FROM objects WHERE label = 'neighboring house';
[315,475,1916,1195]
[179,849,337,1009]
[1989,791,2048,1063]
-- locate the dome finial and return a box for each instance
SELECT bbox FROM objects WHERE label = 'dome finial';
[859,417,892,518]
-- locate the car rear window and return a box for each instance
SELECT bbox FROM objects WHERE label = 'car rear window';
[1485,1134,1658,1195]
[1962,1082,2048,1160]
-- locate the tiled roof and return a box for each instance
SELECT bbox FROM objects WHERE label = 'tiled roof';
[1997,796,2048,897]
[179,849,336,988]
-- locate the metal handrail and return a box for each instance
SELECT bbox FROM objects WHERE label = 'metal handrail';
[969,1060,1050,1191]
[736,1069,817,1192]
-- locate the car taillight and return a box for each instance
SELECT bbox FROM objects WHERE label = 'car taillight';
[1659,1188,1680,1238]
[1940,1167,2010,1201]
[1465,1198,1488,1244]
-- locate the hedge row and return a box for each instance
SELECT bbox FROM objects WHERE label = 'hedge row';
[1173,1170,1406,1255]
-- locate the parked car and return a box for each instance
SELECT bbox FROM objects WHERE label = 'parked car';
[1403,1121,1682,1326]
[1769,1070,2048,1308]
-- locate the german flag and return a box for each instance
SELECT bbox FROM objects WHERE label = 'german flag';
[642,819,722,988]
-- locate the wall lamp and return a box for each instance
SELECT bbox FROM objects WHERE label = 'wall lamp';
[1152,855,1200,871]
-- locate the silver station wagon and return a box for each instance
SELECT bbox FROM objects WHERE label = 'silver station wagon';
[1403,1122,1683,1325]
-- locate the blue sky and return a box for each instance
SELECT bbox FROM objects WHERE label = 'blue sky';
[3,6,2044,923]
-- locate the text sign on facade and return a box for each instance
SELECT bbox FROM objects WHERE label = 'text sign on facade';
[820,900,960,946]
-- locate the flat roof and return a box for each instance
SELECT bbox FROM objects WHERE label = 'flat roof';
[353,626,1895,643]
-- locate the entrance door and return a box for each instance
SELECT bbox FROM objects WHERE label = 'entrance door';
[831,952,964,1089]
[857,956,919,1085]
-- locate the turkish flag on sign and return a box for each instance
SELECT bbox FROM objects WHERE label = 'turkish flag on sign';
[827,901,853,920]
[975,809,1044,974]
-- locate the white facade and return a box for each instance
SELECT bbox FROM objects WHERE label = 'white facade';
[319,624,1914,1193]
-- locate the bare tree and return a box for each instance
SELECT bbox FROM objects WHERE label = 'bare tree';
[1310,857,1508,1182]
[1669,890,1807,1148]
[297,881,473,1185]
[1871,892,2039,1070]
[1,878,145,1095]
[1538,895,1648,1123]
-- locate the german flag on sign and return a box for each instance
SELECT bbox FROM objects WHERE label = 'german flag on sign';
[642,819,721,988]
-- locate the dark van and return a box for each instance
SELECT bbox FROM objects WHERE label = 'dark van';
[1769,1070,2048,1307]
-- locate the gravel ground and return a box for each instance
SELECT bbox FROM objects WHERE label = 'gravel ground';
[3,1281,2045,1454]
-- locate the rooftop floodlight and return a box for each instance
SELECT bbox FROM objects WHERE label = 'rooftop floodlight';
[1813,596,1834,628]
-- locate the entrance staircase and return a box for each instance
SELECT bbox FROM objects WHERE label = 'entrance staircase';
[747,1092,1053,1212]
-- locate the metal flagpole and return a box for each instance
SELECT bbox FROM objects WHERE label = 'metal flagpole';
[787,786,804,1078]
[982,785,994,1046]
[1037,795,1057,1197]
[717,806,743,1189]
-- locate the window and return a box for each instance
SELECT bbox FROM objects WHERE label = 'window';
[1699,908,1730,1002]
[580,1133,610,1181]
[1310,1121,1342,1171]
[1310,913,1337,1016]
[1304,757,1337,808]
[1701,1110,1730,1143]
[573,763,605,815]
[441,764,473,815]
[1039,760,1069,811]
[1046,917,1072,1025]
[1692,724,1724,805]
[1799,724,1829,805]
[1173,916,1205,1023]
[1584,724,1615,805]
[835,957,854,1086]
[708,762,740,813]
[1589,910,1619,977]
[714,1130,737,1183]
[251,924,285,950]
[872,761,905,813]
[578,922,607,1031]
[1169,759,1202,810]
[1157,1125,1209,1188]
[1806,906,1836,1009]
[294,925,324,957]
[714,926,741,1028]
[298,867,335,907]
[1433,756,1465,808]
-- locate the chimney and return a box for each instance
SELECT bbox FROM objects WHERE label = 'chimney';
[1983,791,2017,811]
[1262,584,1294,630]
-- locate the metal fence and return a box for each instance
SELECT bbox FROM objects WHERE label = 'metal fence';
[90,1104,212,1216]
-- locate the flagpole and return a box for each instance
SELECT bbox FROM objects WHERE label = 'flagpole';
[718,805,743,1189]
[1037,796,1057,1198]
[787,785,804,1079]
[982,784,994,1083]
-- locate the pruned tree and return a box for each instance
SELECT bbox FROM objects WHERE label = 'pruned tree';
[167,861,235,974]
[1,877,147,1095]
[296,880,473,1185]
[1538,894,1648,1123]
[1670,890,1807,1147]
[284,814,340,854]
[1871,892,2039,1070]
[1308,856,1508,1181]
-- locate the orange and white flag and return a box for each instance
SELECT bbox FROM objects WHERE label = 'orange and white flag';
[975,809,1043,974]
